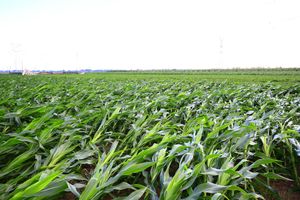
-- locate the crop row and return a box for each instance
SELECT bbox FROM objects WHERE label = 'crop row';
[0,76,299,199]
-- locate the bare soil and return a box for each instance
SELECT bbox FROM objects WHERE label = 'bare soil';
[268,180,300,200]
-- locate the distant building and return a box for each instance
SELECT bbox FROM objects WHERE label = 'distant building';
[22,69,36,75]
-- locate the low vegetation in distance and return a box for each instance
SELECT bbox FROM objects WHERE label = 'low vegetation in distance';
[1,67,300,82]
[0,69,300,199]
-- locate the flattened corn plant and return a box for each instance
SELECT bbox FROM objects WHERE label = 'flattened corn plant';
[0,75,299,200]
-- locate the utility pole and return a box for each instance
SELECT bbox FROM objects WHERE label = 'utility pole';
[11,43,23,73]
[75,52,79,72]
[219,37,224,68]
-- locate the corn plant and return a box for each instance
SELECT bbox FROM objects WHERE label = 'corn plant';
[0,74,299,199]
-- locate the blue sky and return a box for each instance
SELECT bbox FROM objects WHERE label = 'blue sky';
[0,0,300,70]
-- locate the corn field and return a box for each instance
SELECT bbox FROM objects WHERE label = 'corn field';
[0,74,300,200]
